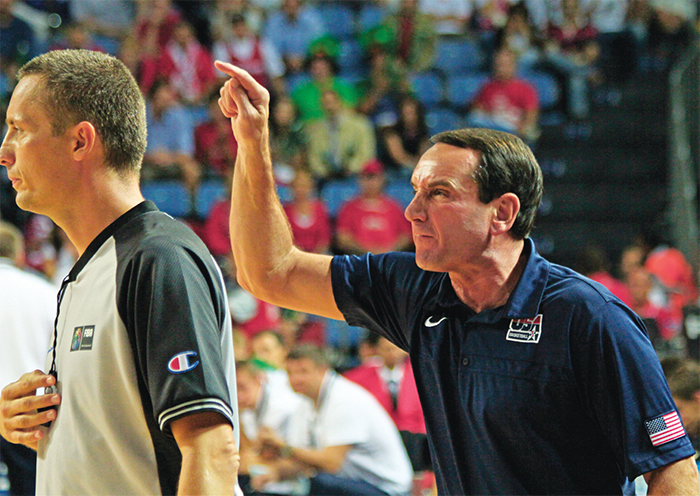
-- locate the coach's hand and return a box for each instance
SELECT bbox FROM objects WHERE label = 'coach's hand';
[215,61,270,146]
[0,370,60,450]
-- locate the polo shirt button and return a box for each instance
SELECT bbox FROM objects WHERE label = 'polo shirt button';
[462,357,470,366]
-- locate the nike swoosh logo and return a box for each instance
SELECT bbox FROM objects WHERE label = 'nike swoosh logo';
[424,316,447,327]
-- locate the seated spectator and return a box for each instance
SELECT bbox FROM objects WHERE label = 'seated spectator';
[418,0,472,37]
[213,13,286,98]
[236,360,305,496]
[292,51,359,122]
[380,95,430,177]
[69,0,135,49]
[541,0,600,120]
[627,267,680,343]
[466,47,540,143]
[494,1,544,72]
[195,91,238,178]
[140,19,217,106]
[254,344,414,496]
[283,169,331,254]
[306,89,375,181]
[201,168,234,257]
[142,78,201,192]
[472,0,513,56]
[48,21,107,53]
[250,330,290,371]
[335,159,413,255]
[646,0,697,73]
[575,245,634,308]
[0,0,39,70]
[660,358,700,466]
[263,0,327,74]
[209,0,266,42]
[270,96,308,171]
[381,0,437,73]
[345,332,430,472]
[134,0,182,55]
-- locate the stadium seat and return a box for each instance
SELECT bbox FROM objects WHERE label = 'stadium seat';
[522,71,561,109]
[194,179,227,218]
[386,180,415,209]
[286,72,311,94]
[320,178,360,217]
[358,3,388,32]
[433,38,485,76]
[409,72,444,108]
[338,39,365,73]
[141,180,191,218]
[321,317,366,350]
[426,107,464,136]
[446,73,490,108]
[277,184,293,204]
[317,4,356,39]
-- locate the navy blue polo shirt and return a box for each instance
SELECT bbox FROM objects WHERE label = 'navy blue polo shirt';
[331,239,694,495]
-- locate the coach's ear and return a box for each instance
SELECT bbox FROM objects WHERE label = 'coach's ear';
[70,121,98,163]
[491,192,520,236]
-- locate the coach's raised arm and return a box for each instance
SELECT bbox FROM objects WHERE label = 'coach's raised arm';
[215,61,342,320]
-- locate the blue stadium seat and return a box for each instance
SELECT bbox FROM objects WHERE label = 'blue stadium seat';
[321,317,366,349]
[317,4,355,39]
[358,4,388,32]
[277,184,293,204]
[409,72,444,109]
[385,180,415,209]
[522,71,561,109]
[426,107,464,136]
[433,38,485,76]
[320,178,360,217]
[446,73,490,108]
[194,179,227,218]
[338,39,365,73]
[141,181,191,218]
[286,72,311,94]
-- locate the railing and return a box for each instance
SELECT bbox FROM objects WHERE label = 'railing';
[668,41,700,278]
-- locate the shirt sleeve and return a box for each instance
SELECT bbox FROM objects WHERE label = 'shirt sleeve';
[570,299,695,477]
[119,238,235,434]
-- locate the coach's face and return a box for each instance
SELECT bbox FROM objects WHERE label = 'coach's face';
[0,76,75,216]
[286,358,325,401]
[405,143,493,274]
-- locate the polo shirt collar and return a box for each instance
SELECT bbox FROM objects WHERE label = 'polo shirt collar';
[433,238,550,321]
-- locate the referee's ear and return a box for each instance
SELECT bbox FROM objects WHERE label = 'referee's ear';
[70,120,99,164]
[490,192,520,236]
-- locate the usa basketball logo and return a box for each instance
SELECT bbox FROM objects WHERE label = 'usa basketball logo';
[168,351,200,374]
[506,315,543,343]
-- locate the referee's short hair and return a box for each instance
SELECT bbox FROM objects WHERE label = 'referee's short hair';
[287,344,330,368]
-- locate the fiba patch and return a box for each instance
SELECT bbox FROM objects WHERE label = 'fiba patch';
[645,411,686,447]
[506,315,543,343]
[70,325,95,351]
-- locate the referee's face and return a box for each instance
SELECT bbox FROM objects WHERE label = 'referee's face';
[405,144,493,274]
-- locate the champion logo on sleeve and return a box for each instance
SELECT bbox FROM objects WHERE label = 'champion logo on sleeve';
[645,411,686,447]
[168,351,200,374]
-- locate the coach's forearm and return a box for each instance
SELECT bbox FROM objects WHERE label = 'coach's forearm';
[644,456,699,495]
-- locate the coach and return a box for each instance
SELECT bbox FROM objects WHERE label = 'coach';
[216,60,698,495]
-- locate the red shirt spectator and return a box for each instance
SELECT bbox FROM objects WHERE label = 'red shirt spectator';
[283,169,331,254]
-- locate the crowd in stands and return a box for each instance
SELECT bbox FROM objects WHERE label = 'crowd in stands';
[1,0,699,493]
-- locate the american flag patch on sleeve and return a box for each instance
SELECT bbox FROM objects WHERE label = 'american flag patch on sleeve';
[645,411,686,447]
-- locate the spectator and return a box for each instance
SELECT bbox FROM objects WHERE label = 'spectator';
[0,221,56,496]
[627,267,680,343]
[305,89,375,181]
[380,95,430,177]
[646,0,697,72]
[291,51,358,123]
[68,0,135,50]
[270,96,307,171]
[236,360,304,495]
[335,159,413,255]
[345,332,430,472]
[213,13,286,98]
[575,244,634,308]
[195,91,239,178]
[201,169,234,257]
[254,345,414,496]
[661,358,700,467]
[466,47,541,142]
[263,0,326,74]
[48,21,107,53]
[542,0,600,120]
[142,78,201,192]
[0,0,39,70]
[382,0,437,73]
[250,330,290,371]
[283,168,331,254]
[140,19,217,107]
[494,1,544,72]
[209,0,265,42]
[134,0,182,57]
[472,0,514,56]
[418,0,473,36]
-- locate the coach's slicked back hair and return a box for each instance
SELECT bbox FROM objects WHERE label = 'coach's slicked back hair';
[431,128,543,239]
[17,49,147,174]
